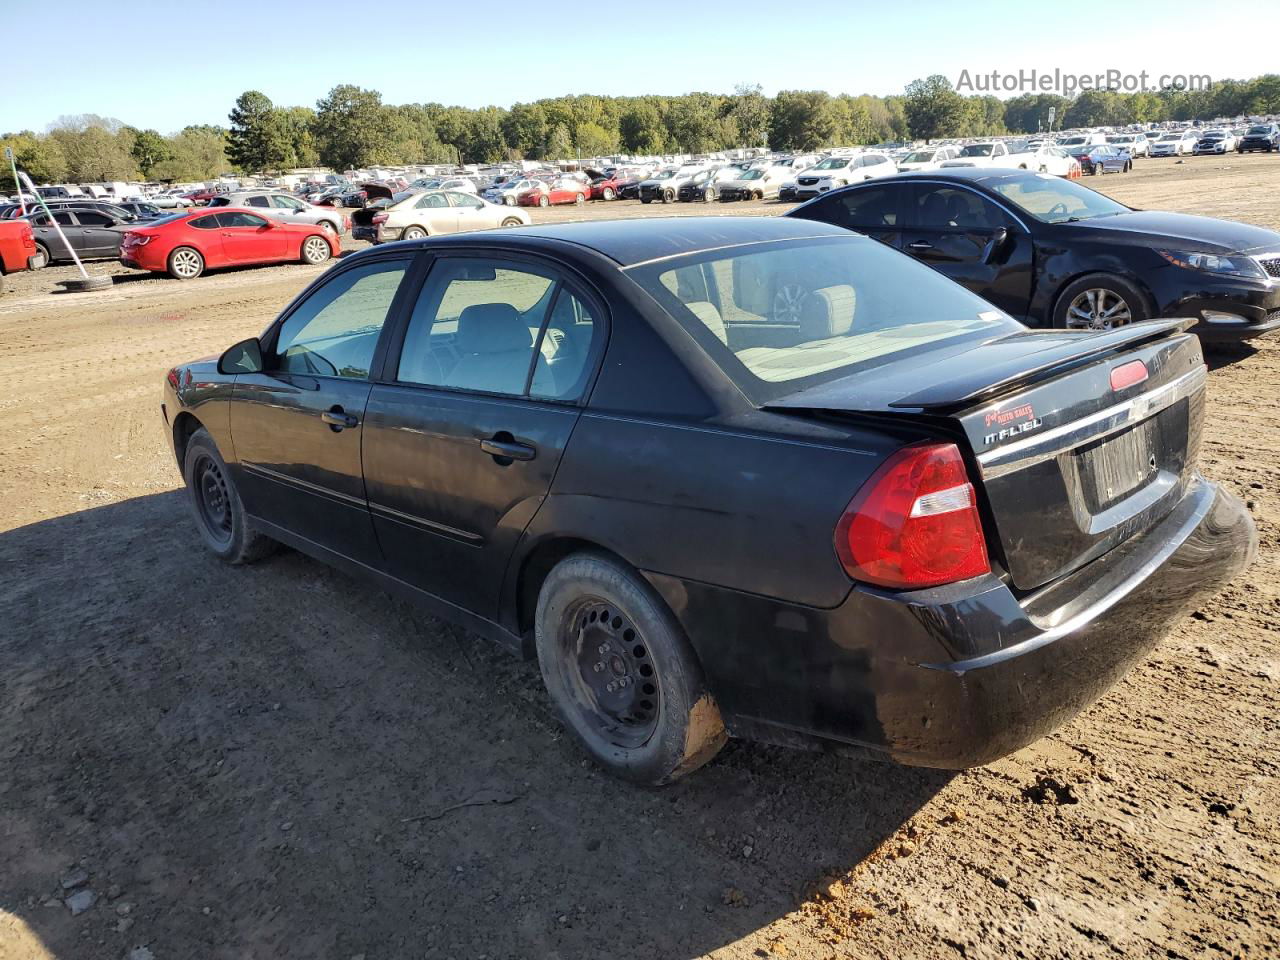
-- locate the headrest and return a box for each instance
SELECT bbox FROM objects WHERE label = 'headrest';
[456,303,531,353]
[799,285,856,340]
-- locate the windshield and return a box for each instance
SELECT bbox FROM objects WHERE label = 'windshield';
[739,170,764,180]
[992,174,1129,224]
[1109,136,1133,143]
[812,157,851,170]
[652,171,675,180]
[1248,125,1270,134]
[959,144,995,157]
[1059,137,1086,146]
[628,236,1017,403]
[1202,131,1225,139]
[902,151,936,163]
[1159,134,1181,141]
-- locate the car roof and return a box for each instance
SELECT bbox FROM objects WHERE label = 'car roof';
[506,216,853,266]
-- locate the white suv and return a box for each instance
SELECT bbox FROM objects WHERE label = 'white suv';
[793,153,896,199]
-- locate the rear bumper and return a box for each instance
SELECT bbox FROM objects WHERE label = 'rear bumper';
[646,477,1254,768]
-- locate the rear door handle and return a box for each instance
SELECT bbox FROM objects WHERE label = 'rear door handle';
[480,437,535,461]
[321,408,358,430]
[907,240,934,251]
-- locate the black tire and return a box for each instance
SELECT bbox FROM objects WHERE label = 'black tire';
[57,276,113,292]
[662,188,675,204]
[401,225,427,241]
[1052,273,1151,331]
[168,246,204,280]
[500,217,523,228]
[182,428,276,564]
[535,552,726,785]
[640,197,652,204]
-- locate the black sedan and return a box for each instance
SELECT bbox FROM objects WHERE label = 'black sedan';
[162,217,1255,784]
[787,169,1280,341]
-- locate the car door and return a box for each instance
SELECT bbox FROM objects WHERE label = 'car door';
[29,211,77,260]
[407,192,455,234]
[447,191,492,233]
[215,211,288,263]
[229,255,416,565]
[899,182,1034,319]
[68,210,123,257]
[791,181,907,249]
[270,193,309,224]
[361,254,601,618]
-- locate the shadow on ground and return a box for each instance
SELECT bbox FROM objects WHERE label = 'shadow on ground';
[0,493,949,959]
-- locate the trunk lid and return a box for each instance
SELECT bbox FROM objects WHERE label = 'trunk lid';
[764,321,1207,591]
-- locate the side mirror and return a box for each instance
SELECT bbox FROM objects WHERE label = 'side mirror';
[982,227,1010,265]
[218,337,263,375]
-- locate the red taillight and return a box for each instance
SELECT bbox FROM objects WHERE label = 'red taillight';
[835,443,990,589]
[372,213,388,225]
[1109,359,1148,391]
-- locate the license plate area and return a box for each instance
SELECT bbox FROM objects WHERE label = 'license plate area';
[1074,416,1162,512]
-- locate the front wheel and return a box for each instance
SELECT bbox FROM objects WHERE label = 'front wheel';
[538,195,549,208]
[662,188,675,204]
[575,193,585,206]
[168,246,204,280]
[183,428,276,564]
[500,217,523,228]
[1053,273,1150,331]
[301,235,332,265]
[601,187,615,201]
[535,553,726,785]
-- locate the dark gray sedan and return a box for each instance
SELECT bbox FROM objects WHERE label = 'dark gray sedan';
[25,206,136,264]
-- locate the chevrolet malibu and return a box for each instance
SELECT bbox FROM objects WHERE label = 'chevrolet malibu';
[161,217,1255,785]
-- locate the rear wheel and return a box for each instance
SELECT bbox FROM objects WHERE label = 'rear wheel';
[401,225,427,241]
[31,242,50,269]
[1053,274,1150,331]
[168,246,204,280]
[319,219,339,234]
[539,195,549,208]
[183,428,276,564]
[535,552,726,785]
[504,195,516,206]
[500,216,523,228]
[662,188,675,204]
[575,193,585,206]
[301,235,331,265]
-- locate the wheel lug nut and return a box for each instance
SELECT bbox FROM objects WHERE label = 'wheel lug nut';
[606,682,616,692]
[593,662,604,672]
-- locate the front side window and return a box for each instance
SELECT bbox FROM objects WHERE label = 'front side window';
[76,211,113,226]
[272,195,304,210]
[630,236,1016,402]
[446,192,479,207]
[911,186,1008,230]
[218,212,269,228]
[273,259,409,379]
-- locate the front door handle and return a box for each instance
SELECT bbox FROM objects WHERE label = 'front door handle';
[480,436,535,462]
[907,240,934,251]
[321,407,358,430]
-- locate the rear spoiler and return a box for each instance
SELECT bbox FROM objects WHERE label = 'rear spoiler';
[891,318,1196,411]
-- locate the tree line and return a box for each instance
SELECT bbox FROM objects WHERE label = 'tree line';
[4,74,1279,187]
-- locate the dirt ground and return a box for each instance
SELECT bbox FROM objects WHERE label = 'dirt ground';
[1,154,1278,960]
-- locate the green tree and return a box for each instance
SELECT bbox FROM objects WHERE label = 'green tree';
[545,123,573,160]
[47,117,137,181]
[502,103,548,159]
[131,128,171,178]
[769,91,843,150]
[730,83,770,147]
[314,85,392,171]
[902,75,966,142]
[574,121,616,158]
[227,90,287,173]
[618,102,665,153]
[153,126,228,181]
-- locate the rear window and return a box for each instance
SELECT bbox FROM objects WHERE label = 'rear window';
[628,236,1018,403]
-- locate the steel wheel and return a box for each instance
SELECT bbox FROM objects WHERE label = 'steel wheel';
[557,597,661,748]
[402,226,427,241]
[169,246,203,280]
[302,236,330,264]
[193,452,233,547]
[1066,288,1132,330]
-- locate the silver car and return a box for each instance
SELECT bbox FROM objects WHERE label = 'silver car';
[206,191,346,235]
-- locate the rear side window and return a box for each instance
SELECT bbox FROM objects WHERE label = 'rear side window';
[395,258,596,401]
[190,215,219,229]
[802,185,900,229]
[245,195,270,208]
[630,236,1016,402]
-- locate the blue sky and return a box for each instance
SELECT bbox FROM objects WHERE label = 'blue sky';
[3,0,1275,133]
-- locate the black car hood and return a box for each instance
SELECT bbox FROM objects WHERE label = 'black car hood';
[1064,211,1280,254]
[762,318,1193,414]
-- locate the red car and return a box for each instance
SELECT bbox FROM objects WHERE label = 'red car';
[0,219,40,293]
[119,208,338,280]
[517,178,588,207]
